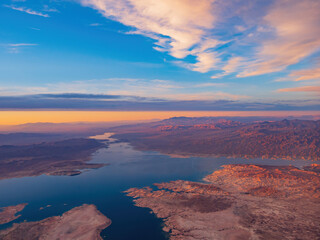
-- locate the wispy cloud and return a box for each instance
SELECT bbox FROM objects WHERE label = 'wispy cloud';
[4,5,49,17]
[211,56,244,79]
[3,43,38,53]
[30,27,41,31]
[238,0,320,77]
[79,0,320,79]
[273,63,320,82]
[278,86,320,93]
[222,57,244,75]
[42,5,59,13]
[80,0,221,73]
[165,92,249,101]
[194,83,227,88]
[38,93,122,100]
[290,67,320,81]
[7,43,38,47]
[0,86,47,95]
[89,23,102,27]
[0,77,241,101]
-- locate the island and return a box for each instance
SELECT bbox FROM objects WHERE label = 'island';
[126,164,320,239]
[0,204,111,240]
[0,138,107,180]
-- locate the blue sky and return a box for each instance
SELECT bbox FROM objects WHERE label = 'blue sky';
[0,0,319,110]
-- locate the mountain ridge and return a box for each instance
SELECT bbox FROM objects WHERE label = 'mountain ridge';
[111,118,320,160]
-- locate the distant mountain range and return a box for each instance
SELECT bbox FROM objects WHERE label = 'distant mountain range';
[111,117,320,160]
[0,138,106,180]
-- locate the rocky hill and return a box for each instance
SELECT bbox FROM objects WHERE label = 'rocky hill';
[112,118,320,160]
[0,138,106,180]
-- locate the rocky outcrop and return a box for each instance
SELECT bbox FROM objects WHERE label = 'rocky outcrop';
[0,204,27,225]
[126,164,320,240]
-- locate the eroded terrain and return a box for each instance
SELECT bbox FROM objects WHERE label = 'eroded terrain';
[126,164,320,240]
[0,138,106,180]
[0,204,111,240]
[113,118,320,160]
[0,204,27,225]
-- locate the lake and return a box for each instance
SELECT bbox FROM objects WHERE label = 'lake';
[0,135,317,239]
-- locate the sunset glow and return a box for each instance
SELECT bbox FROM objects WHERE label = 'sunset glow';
[0,1,320,238]
[0,0,319,108]
[1,111,319,125]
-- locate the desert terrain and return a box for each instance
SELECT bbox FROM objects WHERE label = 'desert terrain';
[0,138,106,180]
[0,204,111,240]
[112,118,320,160]
[0,204,27,225]
[126,163,320,240]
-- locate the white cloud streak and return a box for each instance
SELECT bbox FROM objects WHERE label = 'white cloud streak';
[278,86,320,93]
[4,5,50,17]
[3,43,38,53]
[0,78,244,101]
[7,43,38,47]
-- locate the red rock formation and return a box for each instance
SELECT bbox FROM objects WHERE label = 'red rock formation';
[113,119,320,160]
[0,204,27,225]
[126,164,320,240]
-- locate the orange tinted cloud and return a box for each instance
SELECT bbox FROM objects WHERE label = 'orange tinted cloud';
[239,0,320,77]
[290,67,320,81]
[278,86,320,93]
[81,0,219,72]
[81,0,320,78]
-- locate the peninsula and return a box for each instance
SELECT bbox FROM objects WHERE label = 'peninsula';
[0,138,106,180]
[126,164,320,239]
[0,204,111,240]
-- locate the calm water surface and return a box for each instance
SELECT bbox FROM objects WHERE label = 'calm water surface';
[0,136,317,239]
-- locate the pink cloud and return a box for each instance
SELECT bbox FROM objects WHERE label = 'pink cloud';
[239,0,320,77]
[80,0,219,72]
[278,86,320,93]
[290,67,320,81]
[80,0,320,78]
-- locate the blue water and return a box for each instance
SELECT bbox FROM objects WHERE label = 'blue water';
[0,139,317,239]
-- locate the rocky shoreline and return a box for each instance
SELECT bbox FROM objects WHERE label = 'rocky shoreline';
[0,204,111,240]
[126,164,320,239]
[0,204,27,225]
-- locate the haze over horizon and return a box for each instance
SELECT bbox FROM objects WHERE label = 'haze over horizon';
[0,110,320,126]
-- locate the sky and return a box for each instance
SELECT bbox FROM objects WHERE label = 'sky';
[0,0,319,111]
